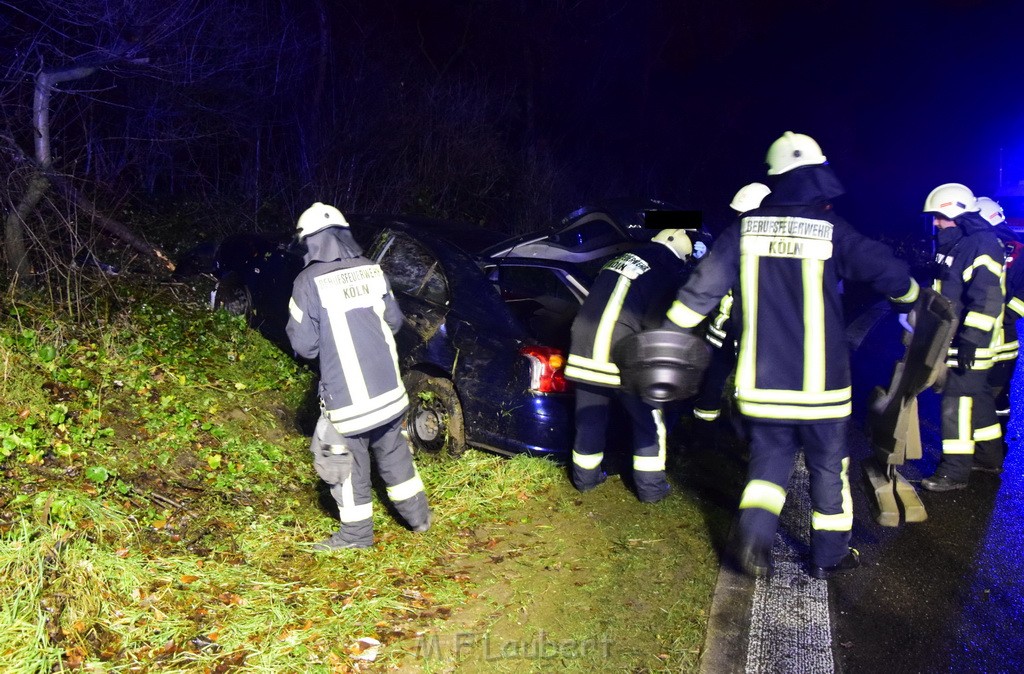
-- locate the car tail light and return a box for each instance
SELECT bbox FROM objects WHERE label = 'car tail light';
[520,345,571,393]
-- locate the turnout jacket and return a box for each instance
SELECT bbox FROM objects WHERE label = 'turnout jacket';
[706,290,738,350]
[666,166,919,422]
[998,249,1024,362]
[565,242,691,387]
[933,213,1006,370]
[286,228,408,435]
[985,224,1022,365]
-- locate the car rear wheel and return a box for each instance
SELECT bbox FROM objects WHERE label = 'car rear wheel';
[212,273,254,321]
[403,372,467,458]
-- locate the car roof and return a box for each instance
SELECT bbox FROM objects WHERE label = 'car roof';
[480,197,683,262]
[347,213,509,257]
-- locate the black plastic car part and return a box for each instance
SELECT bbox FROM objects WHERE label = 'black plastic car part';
[212,272,254,322]
[613,329,712,404]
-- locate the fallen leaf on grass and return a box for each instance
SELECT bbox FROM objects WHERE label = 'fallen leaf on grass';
[348,637,381,661]
[189,635,221,652]
[64,646,88,668]
[180,575,200,584]
[218,592,244,606]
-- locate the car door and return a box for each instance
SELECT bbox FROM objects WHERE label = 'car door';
[369,230,453,359]
[372,229,550,454]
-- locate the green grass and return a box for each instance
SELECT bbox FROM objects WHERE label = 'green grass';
[0,277,723,672]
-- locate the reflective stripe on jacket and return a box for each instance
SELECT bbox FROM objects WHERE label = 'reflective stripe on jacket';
[667,205,918,422]
[566,244,689,388]
[933,219,1006,371]
[287,235,408,436]
[996,251,1024,362]
[706,291,735,349]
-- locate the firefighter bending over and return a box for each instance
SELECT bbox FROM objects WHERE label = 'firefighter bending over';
[565,229,695,503]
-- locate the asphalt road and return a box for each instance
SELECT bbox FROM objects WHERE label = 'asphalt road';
[834,311,1024,673]
[697,307,1024,673]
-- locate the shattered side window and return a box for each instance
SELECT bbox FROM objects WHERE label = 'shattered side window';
[377,233,449,305]
[549,215,622,251]
[498,265,578,305]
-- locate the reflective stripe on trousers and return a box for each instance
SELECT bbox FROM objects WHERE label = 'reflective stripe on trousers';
[327,415,430,545]
[738,420,851,568]
[571,382,670,501]
[940,368,1000,479]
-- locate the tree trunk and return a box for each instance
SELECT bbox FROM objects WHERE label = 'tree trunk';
[4,61,176,289]
[4,173,49,285]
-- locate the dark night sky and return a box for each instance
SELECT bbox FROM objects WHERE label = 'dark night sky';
[383,0,1024,237]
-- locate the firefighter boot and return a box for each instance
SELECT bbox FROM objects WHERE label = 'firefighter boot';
[810,548,860,580]
[727,528,772,578]
[921,473,969,491]
[922,456,970,492]
[311,531,373,551]
[972,438,1005,474]
[412,510,433,533]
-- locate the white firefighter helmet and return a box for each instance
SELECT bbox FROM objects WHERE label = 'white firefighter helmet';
[766,132,827,176]
[296,202,349,239]
[923,183,979,219]
[651,228,693,260]
[975,196,1006,226]
[729,182,771,213]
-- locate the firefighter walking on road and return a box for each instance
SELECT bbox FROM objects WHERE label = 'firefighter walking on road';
[921,188,1007,488]
[565,229,695,503]
[286,202,431,550]
[664,132,919,578]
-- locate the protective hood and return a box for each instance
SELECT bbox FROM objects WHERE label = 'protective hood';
[764,164,845,207]
[935,225,963,249]
[953,211,995,238]
[991,221,1019,244]
[302,227,364,266]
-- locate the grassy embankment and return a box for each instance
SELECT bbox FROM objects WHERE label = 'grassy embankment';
[0,276,724,673]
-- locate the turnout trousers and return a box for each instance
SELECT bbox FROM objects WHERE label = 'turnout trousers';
[693,344,736,423]
[940,368,1003,478]
[737,420,852,568]
[989,357,1017,455]
[571,383,670,502]
[310,414,430,546]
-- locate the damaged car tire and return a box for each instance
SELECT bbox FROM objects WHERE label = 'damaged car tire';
[404,372,467,458]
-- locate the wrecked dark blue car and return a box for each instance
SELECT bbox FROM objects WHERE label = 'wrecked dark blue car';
[211,214,611,461]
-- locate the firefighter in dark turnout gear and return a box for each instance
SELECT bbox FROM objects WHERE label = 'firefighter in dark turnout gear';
[693,183,771,427]
[920,185,1006,491]
[994,236,1024,453]
[976,197,1024,469]
[664,132,920,578]
[286,203,431,550]
[565,229,694,502]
